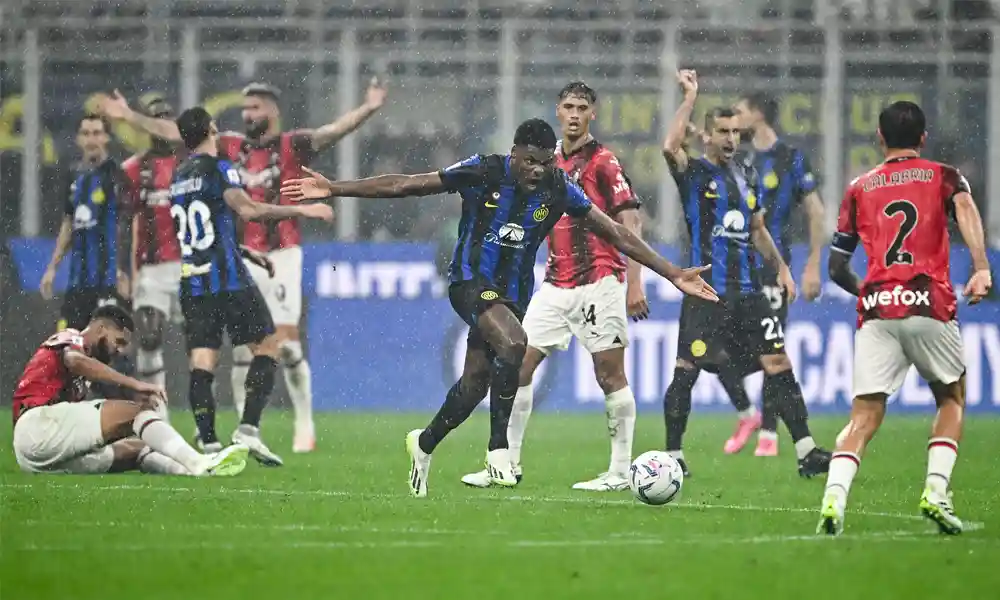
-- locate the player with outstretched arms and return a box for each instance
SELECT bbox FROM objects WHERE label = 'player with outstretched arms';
[281,118,718,497]
[120,94,183,396]
[100,80,386,453]
[169,108,334,467]
[661,70,831,478]
[12,305,248,476]
[460,82,649,491]
[818,101,992,536]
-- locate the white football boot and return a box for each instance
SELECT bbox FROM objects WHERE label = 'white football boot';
[484,448,518,487]
[406,429,432,498]
[232,424,283,467]
[571,471,630,492]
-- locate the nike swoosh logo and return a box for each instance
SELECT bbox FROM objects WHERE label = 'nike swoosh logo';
[705,192,719,198]
[773,342,785,349]
[485,201,499,208]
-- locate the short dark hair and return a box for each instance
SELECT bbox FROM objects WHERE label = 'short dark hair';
[879,101,926,150]
[558,81,597,105]
[91,304,134,332]
[78,114,110,134]
[513,118,558,150]
[176,107,213,150]
[740,92,778,126]
[705,107,737,131]
[242,82,281,102]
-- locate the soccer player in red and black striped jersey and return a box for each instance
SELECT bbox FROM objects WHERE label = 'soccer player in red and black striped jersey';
[818,101,992,535]
[120,94,183,394]
[459,82,648,491]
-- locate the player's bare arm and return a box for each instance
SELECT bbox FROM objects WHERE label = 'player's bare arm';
[661,70,699,172]
[751,212,798,302]
[40,217,73,300]
[222,187,333,222]
[953,191,993,303]
[580,206,718,302]
[308,77,388,151]
[801,191,826,300]
[63,349,165,402]
[280,167,448,200]
[617,208,650,320]
[96,90,182,143]
[827,247,862,297]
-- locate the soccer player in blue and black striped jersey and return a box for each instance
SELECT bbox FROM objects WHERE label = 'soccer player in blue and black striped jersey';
[734,92,826,457]
[40,115,126,331]
[281,118,719,497]
[661,70,830,479]
[171,107,333,466]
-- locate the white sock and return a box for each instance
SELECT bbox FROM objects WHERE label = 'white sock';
[667,450,685,462]
[231,345,252,417]
[605,387,636,475]
[507,385,534,467]
[133,410,206,473]
[137,447,192,475]
[824,452,860,505]
[926,437,958,495]
[281,341,314,430]
[737,405,758,420]
[759,430,778,442]
[794,436,817,460]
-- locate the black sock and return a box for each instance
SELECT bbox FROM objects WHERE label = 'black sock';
[420,379,484,454]
[189,368,217,444]
[764,369,812,443]
[241,356,277,428]
[761,387,780,432]
[718,364,751,413]
[488,358,520,451]
[664,367,699,451]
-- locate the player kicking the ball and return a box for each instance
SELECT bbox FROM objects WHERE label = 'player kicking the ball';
[818,101,992,535]
[461,82,647,491]
[12,305,248,476]
[282,118,718,498]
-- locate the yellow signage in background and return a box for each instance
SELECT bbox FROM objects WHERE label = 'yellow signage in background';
[594,89,922,189]
[0,95,59,164]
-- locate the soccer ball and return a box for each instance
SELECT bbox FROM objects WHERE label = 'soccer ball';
[629,451,684,506]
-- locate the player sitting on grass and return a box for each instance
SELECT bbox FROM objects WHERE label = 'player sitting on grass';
[11,305,249,476]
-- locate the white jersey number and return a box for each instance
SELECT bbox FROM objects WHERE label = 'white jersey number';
[171,200,216,257]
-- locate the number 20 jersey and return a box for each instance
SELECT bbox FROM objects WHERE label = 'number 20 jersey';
[169,154,252,297]
[832,156,969,327]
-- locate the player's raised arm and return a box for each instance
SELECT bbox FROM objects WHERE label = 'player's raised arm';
[96,90,182,143]
[281,167,450,200]
[750,212,798,303]
[308,77,388,151]
[661,70,699,173]
[578,203,717,302]
[952,190,993,303]
[828,186,863,297]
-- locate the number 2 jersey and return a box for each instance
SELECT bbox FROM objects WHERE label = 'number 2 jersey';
[12,330,89,425]
[832,156,970,326]
[169,154,253,296]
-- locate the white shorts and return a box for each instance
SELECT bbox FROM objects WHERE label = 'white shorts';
[853,316,966,397]
[523,276,628,355]
[245,246,303,326]
[134,261,182,319]
[12,400,114,474]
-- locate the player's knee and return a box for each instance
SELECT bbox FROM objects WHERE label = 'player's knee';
[665,367,699,412]
[109,439,146,473]
[594,362,627,396]
[517,346,544,386]
[760,353,792,375]
[135,308,164,352]
[279,340,305,369]
[252,335,282,359]
[232,344,253,366]
[459,365,492,399]
[497,337,527,367]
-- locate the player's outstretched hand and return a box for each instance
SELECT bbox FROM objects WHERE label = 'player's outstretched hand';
[300,203,335,223]
[240,246,275,278]
[671,265,719,303]
[964,269,992,305]
[365,76,389,109]
[281,167,334,201]
[779,266,798,303]
[626,284,650,321]
[95,89,132,121]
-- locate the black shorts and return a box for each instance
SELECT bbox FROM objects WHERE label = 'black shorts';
[448,280,524,353]
[60,288,126,330]
[677,292,786,376]
[181,286,275,351]
[757,264,790,326]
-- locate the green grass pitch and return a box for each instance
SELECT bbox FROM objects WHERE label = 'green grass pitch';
[3,410,999,599]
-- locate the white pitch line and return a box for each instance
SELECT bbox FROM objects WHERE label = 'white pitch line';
[0,481,941,524]
[16,519,489,536]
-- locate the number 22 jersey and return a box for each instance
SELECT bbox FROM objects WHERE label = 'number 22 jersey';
[169,154,253,296]
[832,156,970,326]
